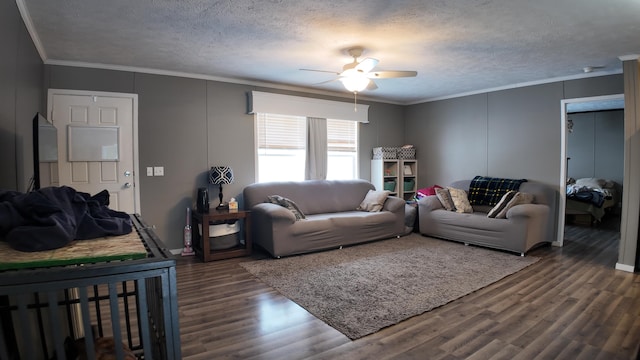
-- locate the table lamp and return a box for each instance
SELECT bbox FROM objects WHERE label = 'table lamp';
[209,166,234,209]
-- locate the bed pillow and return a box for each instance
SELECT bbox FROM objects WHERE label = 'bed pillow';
[487,191,517,218]
[267,195,306,220]
[447,187,473,213]
[435,188,456,211]
[575,177,606,189]
[357,190,390,212]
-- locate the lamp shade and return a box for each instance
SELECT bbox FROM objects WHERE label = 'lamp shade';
[209,166,234,185]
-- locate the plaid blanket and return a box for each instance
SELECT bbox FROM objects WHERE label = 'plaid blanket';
[468,176,527,206]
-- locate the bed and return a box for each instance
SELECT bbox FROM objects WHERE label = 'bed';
[565,177,621,225]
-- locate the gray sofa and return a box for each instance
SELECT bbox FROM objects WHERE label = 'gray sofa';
[418,180,556,255]
[243,179,405,257]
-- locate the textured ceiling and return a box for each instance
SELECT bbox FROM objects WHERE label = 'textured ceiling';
[20,0,640,104]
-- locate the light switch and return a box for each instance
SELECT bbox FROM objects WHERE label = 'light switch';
[146,167,154,176]
[153,166,164,176]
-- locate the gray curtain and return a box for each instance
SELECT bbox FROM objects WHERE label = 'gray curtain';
[305,117,327,180]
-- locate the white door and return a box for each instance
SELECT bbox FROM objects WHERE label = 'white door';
[48,90,139,214]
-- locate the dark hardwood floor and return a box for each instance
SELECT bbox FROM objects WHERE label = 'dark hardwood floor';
[176,216,640,359]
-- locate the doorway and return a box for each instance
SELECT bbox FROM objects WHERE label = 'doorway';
[47,89,140,213]
[558,94,624,246]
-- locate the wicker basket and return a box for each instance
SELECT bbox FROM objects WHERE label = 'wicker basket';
[404,179,416,191]
[373,147,397,159]
[383,180,397,192]
[397,147,416,159]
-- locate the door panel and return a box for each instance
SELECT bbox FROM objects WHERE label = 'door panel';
[51,92,137,213]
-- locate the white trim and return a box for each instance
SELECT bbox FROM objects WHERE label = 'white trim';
[413,70,624,105]
[248,91,369,123]
[558,94,624,247]
[45,59,392,105]
[47,89,141,214]
[615,263,635,272]
[618,54,640,61]
[42,60,625,107]
[15,0,47,61]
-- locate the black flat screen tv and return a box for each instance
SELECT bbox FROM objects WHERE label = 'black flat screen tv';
[31,112,58,191]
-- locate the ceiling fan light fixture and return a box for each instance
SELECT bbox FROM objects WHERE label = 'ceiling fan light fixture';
[340,69,369,92]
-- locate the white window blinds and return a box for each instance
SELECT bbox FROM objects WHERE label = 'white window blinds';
[256,113,306,150]
[327,119,357,152]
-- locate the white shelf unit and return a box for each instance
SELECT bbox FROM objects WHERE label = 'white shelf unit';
[371,159,400,196]
[399,159,418,201]
[372,159,418,200]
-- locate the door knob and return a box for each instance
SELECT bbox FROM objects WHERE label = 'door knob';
[124,182,132,188]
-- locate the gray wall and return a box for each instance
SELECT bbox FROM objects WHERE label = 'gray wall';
[567,110,624,184]
[406,77,623,188]
[0,1,44,191]
[405,74,624,244]
[44,65,404,250]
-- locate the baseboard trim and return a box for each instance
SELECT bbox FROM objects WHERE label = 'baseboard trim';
[615,263,635,273]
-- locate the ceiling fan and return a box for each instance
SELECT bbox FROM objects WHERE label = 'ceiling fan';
[301,47,418,93]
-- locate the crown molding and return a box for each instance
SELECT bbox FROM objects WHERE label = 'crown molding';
[618,54,640,61]
[44,59,403,105]
[408,69,624,105]
[15,0,47,61]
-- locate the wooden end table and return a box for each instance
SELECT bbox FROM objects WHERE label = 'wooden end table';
[191,208,252,262]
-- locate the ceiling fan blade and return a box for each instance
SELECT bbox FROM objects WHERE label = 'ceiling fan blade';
[355,58,379,73]
[300,68,340,75]
[313,78,340,86]
[367,80,378,91]
[368,70,417,79]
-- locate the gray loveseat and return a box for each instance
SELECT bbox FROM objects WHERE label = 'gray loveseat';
[243,179,405,257]
[418,179,556,255]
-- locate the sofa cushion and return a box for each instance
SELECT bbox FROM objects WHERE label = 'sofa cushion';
[448,187,473,213]
[435,188,456,211]
[468,176,527,206]
[267,195,306,220]
[357,189,390,212]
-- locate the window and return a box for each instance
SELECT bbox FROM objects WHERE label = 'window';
[327,119,358,180]
[256,114,358,182]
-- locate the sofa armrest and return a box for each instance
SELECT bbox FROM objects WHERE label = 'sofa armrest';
[383,196,405,213]
[506,203,549,219]
[417,195,443,212]
[251,203,297,225]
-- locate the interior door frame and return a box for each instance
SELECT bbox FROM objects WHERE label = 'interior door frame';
[557,93,624,246]
[47,89,141,213]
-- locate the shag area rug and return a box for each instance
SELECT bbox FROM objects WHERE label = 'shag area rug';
[240,234,539,340]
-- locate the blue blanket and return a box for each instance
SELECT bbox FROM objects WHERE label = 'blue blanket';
[468,176,527,206]
[568,190,605,208]
[0,186,132,252]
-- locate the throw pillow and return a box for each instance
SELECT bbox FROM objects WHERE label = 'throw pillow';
[447,187,473,213]
[357,189,390,212]
[487,190,517,218]
[435,188,456,211]
[495,192,535,219]
[267,195,306,220]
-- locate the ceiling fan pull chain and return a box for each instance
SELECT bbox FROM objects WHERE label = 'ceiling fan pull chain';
[354,92,358,112]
